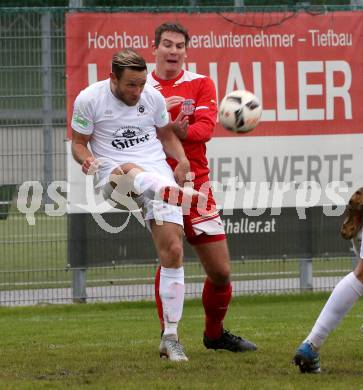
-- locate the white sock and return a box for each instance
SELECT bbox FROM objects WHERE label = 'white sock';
[159,266,185,336]
[306,272,363,349]
[133,171,176,198]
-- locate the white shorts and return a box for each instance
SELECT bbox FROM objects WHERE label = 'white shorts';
[101,182,183,228]
[135,193,183,227]
[192,216,225,236]
[96,156,176,187]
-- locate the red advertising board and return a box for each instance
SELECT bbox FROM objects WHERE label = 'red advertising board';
[66,11,363,139]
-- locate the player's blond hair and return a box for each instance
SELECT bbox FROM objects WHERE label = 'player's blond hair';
[111,48,147,79]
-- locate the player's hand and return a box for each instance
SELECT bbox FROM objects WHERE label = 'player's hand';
[174,158,191,186]
[165,96,185,111]
[82,156,100,175]
[171,110,189,140]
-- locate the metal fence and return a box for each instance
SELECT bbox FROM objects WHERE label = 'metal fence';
[0,6,359,306]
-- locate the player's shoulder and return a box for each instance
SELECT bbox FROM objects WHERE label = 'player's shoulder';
[143,82,158,94]
[146,72,156,84]
[182,70,210,81]
[182,70,207,81]
[77,79,109,102]
[181,70,214,87]
[142,82,164,102]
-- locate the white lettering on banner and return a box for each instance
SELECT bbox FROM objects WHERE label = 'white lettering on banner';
[187,29,352,49]
[189,31,295,48]
[85,30,353,51]
[251,62,276,121]
[299,61,324,120]
[206,134,363,209]
[226,62,246,93]
[223,217,277,234]
[215,60,352,121]
[209,154,353,188]
[88,32,149,49]
[87,60,352,120]
[209,157,251,183]
[276,61,298,121]
[209,62,219,103]
[88,63,97,85]
[309,29,352,47]
[325,61,352,120]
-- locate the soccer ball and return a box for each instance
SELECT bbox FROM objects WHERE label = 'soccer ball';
[218,90,262,133]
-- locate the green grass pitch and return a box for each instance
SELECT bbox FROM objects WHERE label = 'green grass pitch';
[0,293,362,389]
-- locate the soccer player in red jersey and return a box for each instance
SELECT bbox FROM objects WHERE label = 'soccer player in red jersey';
[148,22,257,352]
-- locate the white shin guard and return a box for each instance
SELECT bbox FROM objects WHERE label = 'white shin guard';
[159,266,185,336]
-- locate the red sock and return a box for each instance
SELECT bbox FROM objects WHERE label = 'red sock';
[202,278,232,340]
[154,265,164,331]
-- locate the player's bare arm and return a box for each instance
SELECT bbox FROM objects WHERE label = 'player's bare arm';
[157,121,190,186]
[71,130,99,175]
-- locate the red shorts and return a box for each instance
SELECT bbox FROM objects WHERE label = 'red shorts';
[183,186,226,245]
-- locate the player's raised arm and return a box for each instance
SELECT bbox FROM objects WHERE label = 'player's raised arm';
[157,117,190,186]
[184,77,217,143]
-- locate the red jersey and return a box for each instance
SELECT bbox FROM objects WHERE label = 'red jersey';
[147,70,217,188]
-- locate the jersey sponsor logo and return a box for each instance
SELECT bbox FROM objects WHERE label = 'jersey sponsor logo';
[73,114,89,129]
[112,126,150,150]
[122,129,136,138]
[113,125,143,138]
[111,133,150,150]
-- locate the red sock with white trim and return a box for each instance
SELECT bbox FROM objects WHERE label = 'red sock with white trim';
[202,278,232,339]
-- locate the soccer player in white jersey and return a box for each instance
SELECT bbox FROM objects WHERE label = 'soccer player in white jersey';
[148,22,256,353]
[294,187,363,373]
[71,48,199,362]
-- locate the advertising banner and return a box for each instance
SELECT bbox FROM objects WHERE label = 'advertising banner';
[65,11,362,263]
[66,11,363,209]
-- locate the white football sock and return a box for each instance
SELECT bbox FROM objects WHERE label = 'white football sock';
[306,272,363,349]
[159,266,185,336]
[133,171,177,199]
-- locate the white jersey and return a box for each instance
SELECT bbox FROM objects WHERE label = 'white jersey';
[71,79,171,185]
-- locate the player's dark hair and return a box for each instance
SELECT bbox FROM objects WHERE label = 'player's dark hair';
[111,48,147,79]
[154,22,190,47]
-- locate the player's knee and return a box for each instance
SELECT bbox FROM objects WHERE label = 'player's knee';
[161,240,183,263]
[209,267,230,286]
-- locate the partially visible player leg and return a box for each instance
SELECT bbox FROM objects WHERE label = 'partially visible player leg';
[108,163,204,207]
[150,220,188,362]
[294,191,363,373]
[194,237,257,352]
[154,265,165,331]
[294,242,363,373]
